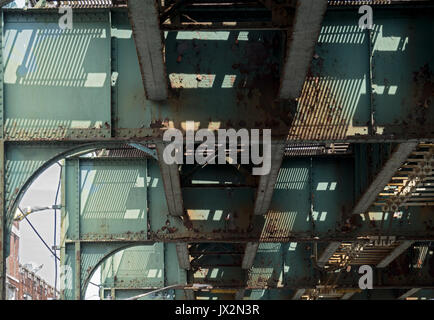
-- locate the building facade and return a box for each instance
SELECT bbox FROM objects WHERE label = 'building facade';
[6,221,58,300]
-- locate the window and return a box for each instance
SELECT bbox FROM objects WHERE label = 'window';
[6,284,17,300]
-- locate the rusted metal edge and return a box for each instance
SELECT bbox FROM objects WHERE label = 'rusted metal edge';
[352,142,418,215]
[127,0,168,101]
[279,0,328,100]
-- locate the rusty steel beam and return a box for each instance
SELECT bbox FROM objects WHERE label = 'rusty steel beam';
[398,288,421,300]
[279,0,328,99]
[317,242,341,268]
[182,283,434,291]
[161,21,284,31]
[127,0,168,100]
[352,142,418,215]
[376,241,414,268]
[253,143,285,215]
[292,289,305,300]
[235,289,245,300]
[185,289,195,300]
[176,242,191,270]
[156,143,184,216]
[341,292,356,300]
[241,242,259,269]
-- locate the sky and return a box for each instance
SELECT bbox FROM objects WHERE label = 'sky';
[14,0,25,7]
[19,164,60,289]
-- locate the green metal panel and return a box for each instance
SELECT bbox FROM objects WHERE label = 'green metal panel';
[282,242,317,288]
[61,240,133,299]
[99,243,188,300]
[299,9,371,140]
[78,158,147,240]
[162,29,286,135]
[165,243,189,300]
[266,159,311,237]
[110,11,151,135]
[182,187,254,234]
[60,239,76,300]
[147,159,185,239]
[64,158,79,240]
[0,7,431,142]
[101,244,165,289]
[61,157,149,299]
[3,11,111,140]
[247,243,283,288]
[311,157,354,234]
[110,9,289,138]
[372,9,434,137]
[247,242,317,289]
[265,157,354,239]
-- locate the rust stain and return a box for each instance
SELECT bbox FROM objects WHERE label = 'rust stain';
[289,76,349,141]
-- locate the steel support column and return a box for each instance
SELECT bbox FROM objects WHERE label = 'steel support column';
[279,0,328,99]
[292,289,305,300]
[235,289,245,300]
[398,288,421,300]
[74,241,81,300]
[317,242,341,268]
[175,243,190,270]
[253,143,285,215]
[376,241,414,268]
[156,143,184,216]
[352,142,418,214]
[241,242,259,270]
[185,290,195,300]
[341,292,356,300]
[127,0,168,100]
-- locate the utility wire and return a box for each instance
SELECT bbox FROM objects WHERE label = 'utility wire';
[18,163,104,298]
[18,164,100,299]
[89,281,103,288]
[19,207,60,261]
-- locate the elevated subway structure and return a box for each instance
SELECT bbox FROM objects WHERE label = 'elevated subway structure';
[0,0,433,300]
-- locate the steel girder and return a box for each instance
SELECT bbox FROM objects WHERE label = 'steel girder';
[0,7,432,142]
[1,4,434,299]
[90,244,188,300]
[57,155,434,299]
[3,145,434,248]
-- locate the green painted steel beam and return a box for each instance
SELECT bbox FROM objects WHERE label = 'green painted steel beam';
[127,0,168,101]
[0,7,432,142]
[279,0,328,99]
[0,141,5,300]
[29,152,434,246]
[2,4,434,300]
